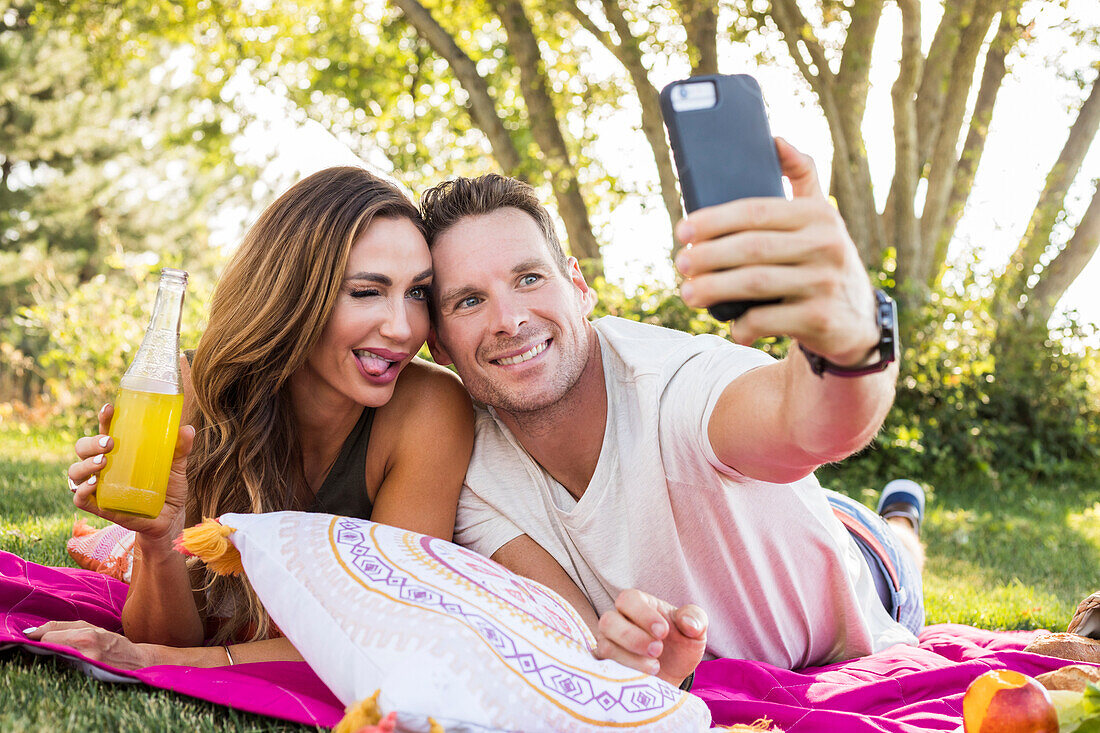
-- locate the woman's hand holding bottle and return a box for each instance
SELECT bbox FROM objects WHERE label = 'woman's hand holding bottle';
[67,402,195,546]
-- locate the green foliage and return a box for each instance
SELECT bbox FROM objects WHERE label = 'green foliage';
[591,271,1099,490]
[844,284,1100,488]
[591,276,790,359]
[15,260,213,433]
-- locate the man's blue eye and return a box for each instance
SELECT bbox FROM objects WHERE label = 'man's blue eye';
[521,274,540,286]
[459,296,481,309]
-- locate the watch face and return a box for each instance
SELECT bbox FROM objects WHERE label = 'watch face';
[877,291,899,364]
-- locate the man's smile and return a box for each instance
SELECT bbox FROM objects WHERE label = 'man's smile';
[490,338,551,366]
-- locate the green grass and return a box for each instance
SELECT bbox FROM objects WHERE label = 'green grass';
[2,428,1097,730]
[0,428,318,732]
[825,473,1100,632]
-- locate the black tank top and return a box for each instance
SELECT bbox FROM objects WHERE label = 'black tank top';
[308,406,376,519]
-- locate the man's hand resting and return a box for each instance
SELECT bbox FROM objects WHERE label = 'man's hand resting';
[594,588,707,686]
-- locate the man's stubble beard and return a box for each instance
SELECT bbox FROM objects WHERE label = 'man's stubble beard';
[472,337,593,438]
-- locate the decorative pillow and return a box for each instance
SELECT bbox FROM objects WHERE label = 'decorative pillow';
[182,511,711,732]
[67,519,135,582]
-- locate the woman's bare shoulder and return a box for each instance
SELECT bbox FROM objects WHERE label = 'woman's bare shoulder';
[376,358,473,431]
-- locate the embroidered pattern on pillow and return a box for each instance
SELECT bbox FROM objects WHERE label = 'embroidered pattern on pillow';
[208,511,711,732]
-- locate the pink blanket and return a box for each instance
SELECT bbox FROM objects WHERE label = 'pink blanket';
[0,550,1080,730]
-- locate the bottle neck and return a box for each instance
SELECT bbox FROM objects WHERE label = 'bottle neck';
[147,283,185,335]
[123,278,186,393]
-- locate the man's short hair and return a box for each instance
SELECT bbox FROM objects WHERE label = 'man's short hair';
[419,174,570,275]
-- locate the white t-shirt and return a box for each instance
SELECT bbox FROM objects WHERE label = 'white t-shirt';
[454,316,917,669]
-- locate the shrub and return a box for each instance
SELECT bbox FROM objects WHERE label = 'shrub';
[593,275,1099,488]
[15,259,212,435]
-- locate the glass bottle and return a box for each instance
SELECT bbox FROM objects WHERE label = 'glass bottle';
[97,268,188,517]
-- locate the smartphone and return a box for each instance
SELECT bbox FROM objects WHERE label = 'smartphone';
[660,74,784,321]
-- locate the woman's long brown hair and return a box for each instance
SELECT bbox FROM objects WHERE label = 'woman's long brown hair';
[187,167,422,643]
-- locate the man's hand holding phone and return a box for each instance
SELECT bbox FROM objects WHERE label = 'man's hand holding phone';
[674,138,881,368]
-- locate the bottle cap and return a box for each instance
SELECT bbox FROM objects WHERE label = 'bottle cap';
[160,268,189,283]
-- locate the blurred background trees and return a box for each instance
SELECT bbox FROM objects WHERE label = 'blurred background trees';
[3,0,1097,483]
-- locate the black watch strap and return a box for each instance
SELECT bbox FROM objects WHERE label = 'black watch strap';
[799,289,899,378]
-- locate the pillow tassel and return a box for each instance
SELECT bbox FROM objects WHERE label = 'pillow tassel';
[334,691,385,732]
[174,518,243,576]
[333,692,446,733]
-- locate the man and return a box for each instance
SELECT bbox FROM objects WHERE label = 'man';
[420,139,925,686]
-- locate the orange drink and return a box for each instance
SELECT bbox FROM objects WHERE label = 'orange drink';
[95,267,188,518]
[97,379,184,517]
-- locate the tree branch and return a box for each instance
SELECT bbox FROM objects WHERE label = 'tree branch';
[996,71,1100,318]
[768,0,877,262]
[918,0,999,279]
[560,0,616,49]
[489,0,603,274]
[1027,180,1100,324]
[889,0,923,301]
[391,0,525,178]
[932,2,1023,286]
[768,0,834,97]
[671,0,719,76]
[586,0,684,241]
[913,0,972,166]
[835,0,885,145]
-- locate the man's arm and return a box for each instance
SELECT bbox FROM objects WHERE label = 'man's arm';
[491,535,600,631]
[675,138,896,483]
[492,535,706,685]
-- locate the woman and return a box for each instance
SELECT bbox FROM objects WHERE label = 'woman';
[28,167,474,668]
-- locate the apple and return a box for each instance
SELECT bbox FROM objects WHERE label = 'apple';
[963,669,1059,733]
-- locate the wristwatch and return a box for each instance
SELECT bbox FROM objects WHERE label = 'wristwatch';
[798,289,898,377]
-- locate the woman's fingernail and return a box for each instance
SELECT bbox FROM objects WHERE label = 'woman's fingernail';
[651,621,667,637]
[22,627,38,635]
[683,616,701,634]
[646,659,660,674]
[647,641,662,658]
[675,253,690,274]
[88,475,97,486]
[93,454,104,465]
[100,404,108,414]
[98,436,109,448]
[680,282,694,303]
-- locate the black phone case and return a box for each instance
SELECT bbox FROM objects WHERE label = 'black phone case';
[660,74,784,321]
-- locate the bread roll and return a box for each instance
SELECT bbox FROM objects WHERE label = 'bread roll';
[1036,664,1100,692]
[1024,633,1100,663]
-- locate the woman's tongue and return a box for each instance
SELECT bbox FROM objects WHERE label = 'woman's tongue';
[357,351,392,376]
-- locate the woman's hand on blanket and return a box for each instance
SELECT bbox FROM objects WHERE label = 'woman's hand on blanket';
[593,588,708,687]
[69,402,196,546]
[24,621,155,670]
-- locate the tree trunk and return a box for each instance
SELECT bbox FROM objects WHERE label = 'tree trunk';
[881,0,970,237]
[995,73,1100,319]
[835,0,885,162]
[913,0,972,166]
[833,0,888,267]
[932,3,1022,288]
[490,0,603,278]
[564,0,683,251]
[392,0,526,180]
[918,1,998,280]
[889,0,924,314]
[1026,182,1100,324]
[672,0,719,76]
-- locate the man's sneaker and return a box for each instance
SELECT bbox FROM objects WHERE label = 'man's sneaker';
[876,479,925,537]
